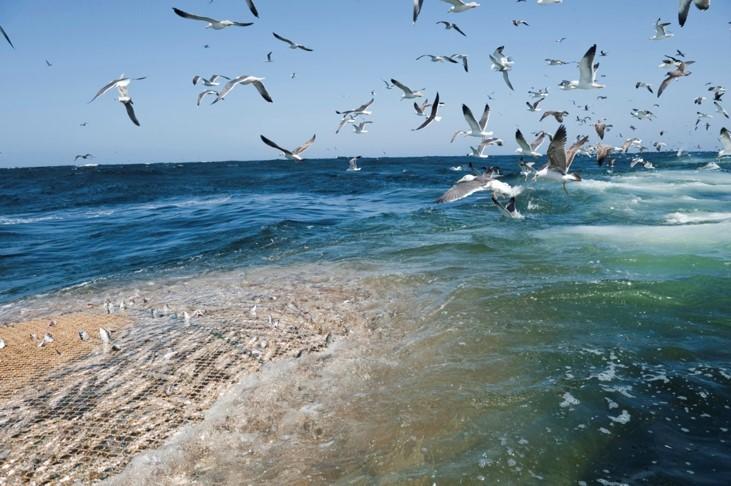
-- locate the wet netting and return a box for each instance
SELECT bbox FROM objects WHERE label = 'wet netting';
[0,267,369,484]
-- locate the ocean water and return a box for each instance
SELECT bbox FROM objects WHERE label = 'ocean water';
[1,153,730,484]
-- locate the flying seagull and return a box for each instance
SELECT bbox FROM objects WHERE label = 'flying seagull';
[540,110,569,123]
[441,0,481,13]
[719,127,731,157]
[197,90,218,106]
[436,21,466,36]
[74,153,94,161]
[650,18,674,40]
[260,134,316,161]
[595,144,614,166]
[88,75,146,104]
[245,0,259,18]
[534,125,588,191]
[490,46,514,91]
[512,19,529,26]
[336,98,374,117]
[679,0,710,27]
[515,129,546,157]
[452,103,493,140]
[172,8,253,29]
[658,62,691,97]
[266,51,272,62]
[347,156,362,172]
[391,79,425,99]
[492,196,522,219]
[212,75,272,103]
[272,32,313,51]
[545,58,569,66]
[192,74,229,86]
[417,54,459,64]
[436,167,519,204]
[635,81,654,94]
[353,121,373,134]
[413,0,424,23]
[450,54,469,72]
[526,97,545,112]
[115,83,141,126]
[560,44,604,89]
[413,92,441,130]
[0,24,13,48]
[594,120,611,139]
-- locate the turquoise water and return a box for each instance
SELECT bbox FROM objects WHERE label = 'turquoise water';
[1,153,730,483]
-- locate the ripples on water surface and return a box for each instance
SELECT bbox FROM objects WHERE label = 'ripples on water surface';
[1,153,730,484]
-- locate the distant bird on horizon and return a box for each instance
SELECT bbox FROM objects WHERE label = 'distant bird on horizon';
[74,153,94,161]
[172,7,253,29]
[260,134,316,161]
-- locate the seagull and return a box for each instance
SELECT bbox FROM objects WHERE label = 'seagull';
[469,138,502,158]
[492,196,522,219]
[534,125,588,191]
[192,74,229,87]
[619,137,642,153]
[631,108,656,120]
[211,75,272,103]
[266,51,273,62]
[512,19,529,27]
[519,158,536,179]
[540,110,569,123]
[436,21,467,36]
[336,98,374,117]
[272,32,313,51]
[679,0,710,27]
[417,54,459,64]
[515,129,546,157]
[79,122,88,127]
[74,153,94,161]
[413,97,444,121]
[197,89,218,106]
[595,144,614,166]
[0,24,13,48]
[347,156,362,171]
[335,114,356,134]
[594,120,611,139]
[600,50,608,57]
[650,18,674,40]
[391,79,425,99]
[658,62,691,97]
[719,127,731,157]
[490,46,514,91]
[382,79,394,90]
[452,103,493,141]
[449,54,469,72]
[244,0,259,18]
[353,121,373,134]
[172,8,253,29]
[260,134,316,161]
[45,59,52,67]
[560,44,604,90]
[526,97,545,112]
[529,88,549,98]
[441,0,480,14]
[538,0,563,4]
[88,75,146,104]
[413,92,441,130]
[413,0,424,23]
[545,58,570,66]
[675,49,686,58]
[635,82,654,94]
[714,101,729,119]
[436,167,516,204]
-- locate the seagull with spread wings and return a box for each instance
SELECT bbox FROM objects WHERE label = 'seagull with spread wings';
[272,32,313,51]
[260,134,316,161]
[172,8,253,29]
[533,125,589,191]
[560,44,604,90]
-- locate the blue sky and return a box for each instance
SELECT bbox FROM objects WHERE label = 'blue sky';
[0,0,729,167]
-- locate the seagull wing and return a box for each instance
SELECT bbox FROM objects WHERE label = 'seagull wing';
[413,0,424,22]
[531,131,547,151]
[197,90,218,106]
[245,0,259,18]
[566,135,589,171]
[272,32,295,47]
[260,135,292,156]
[657,71,677,98]
[441,0,466,7]
[0,25,13,48]
[172,8,218,24]
[453,24,467,36]
[294,134,317,155]
[232,21,254,27]
[501,71,514,91]
[515,129,532,153]
[390,79,413,95]
[89,78,122,103]
[720,127,731,151]
[437,178,489,204]
[478,103,490,130]
[462,104,481,133]
[414,92,440,130]
[250,79,273,102]
[121,100,140,126]
[578,44,597,86]
[547,125,568,173]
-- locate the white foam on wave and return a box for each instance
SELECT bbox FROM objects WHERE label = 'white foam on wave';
[665,212,731,225]
[540,221,731,247]
[0,215,63,225]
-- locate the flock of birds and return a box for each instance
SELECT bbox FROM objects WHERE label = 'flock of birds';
[2,0,730,219]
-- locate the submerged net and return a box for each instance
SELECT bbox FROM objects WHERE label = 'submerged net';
[0,267,370,484]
